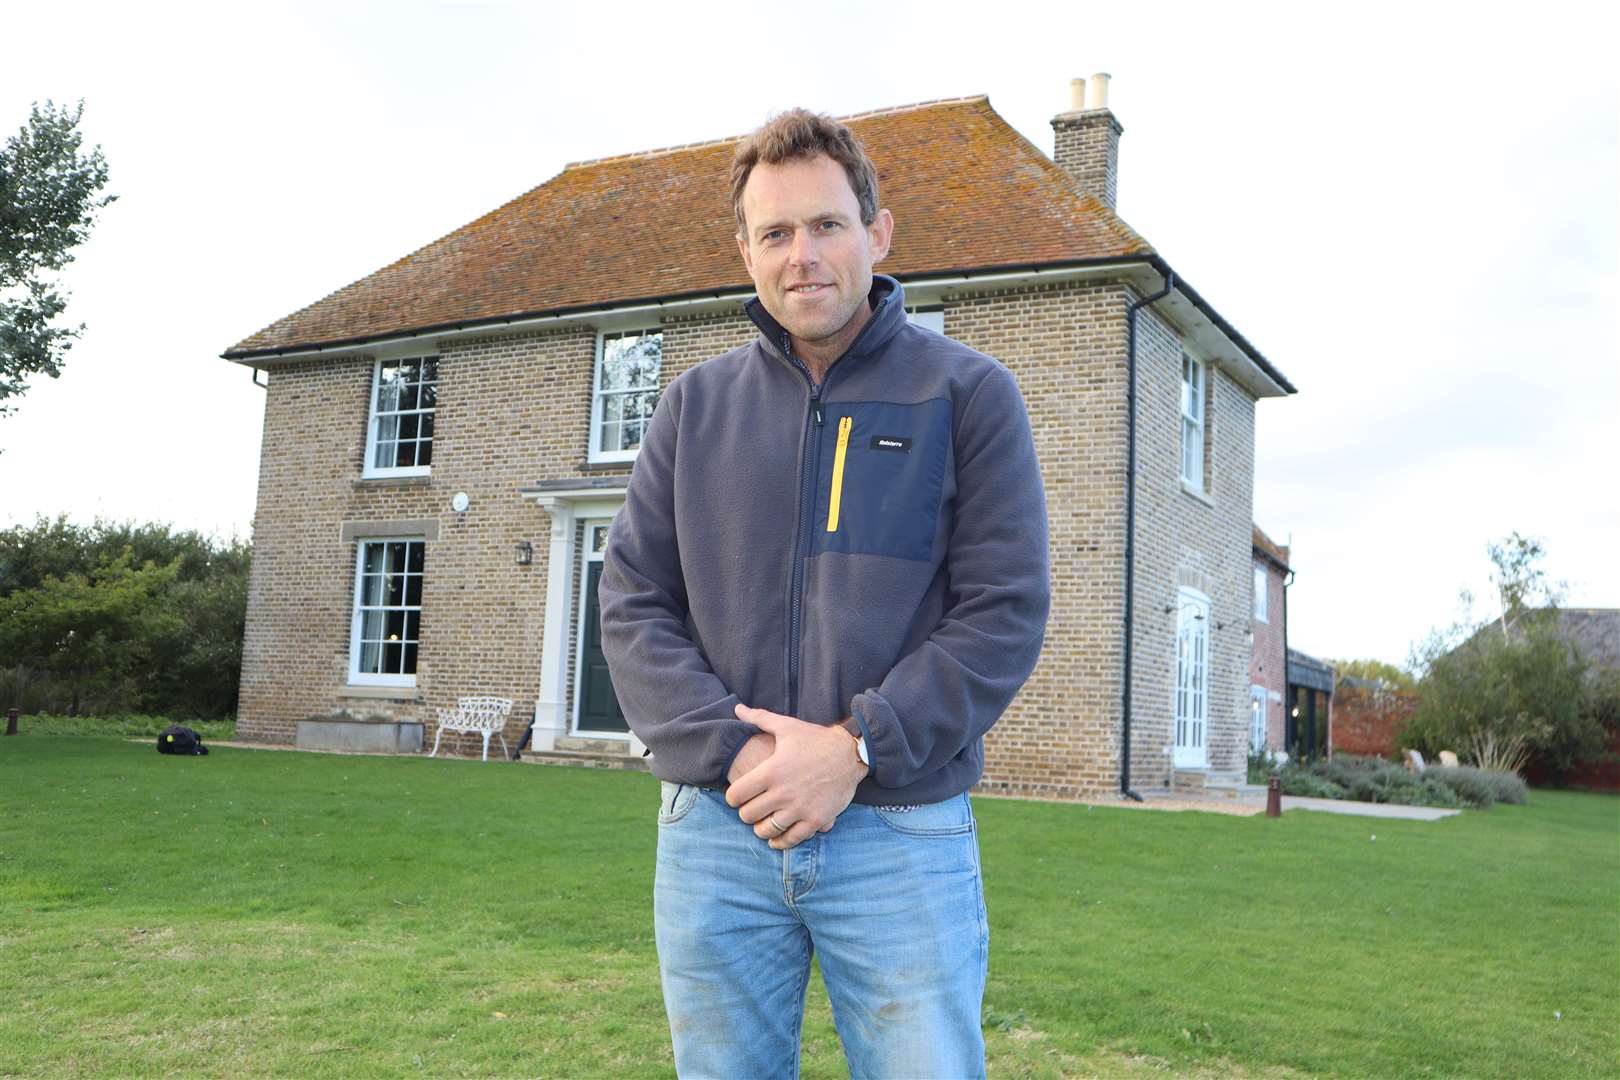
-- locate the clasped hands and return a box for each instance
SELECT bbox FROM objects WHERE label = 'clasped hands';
[724,704,869,850]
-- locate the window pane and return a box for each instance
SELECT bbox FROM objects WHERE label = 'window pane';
[377,369,402,413]
[598,420,621,453]
[407,542,424,574]
[419,413,434,439]
[398,414,419,441]
[602,394,624,423]
[385,609,407,641]
[420,383,437,409]
[359,640,381,674]
[399,383,419,412]
[624,388,658,423]
[363,544,385,575]
[405,610,421,642]
[417,439,433,467]
[406,575,423,607]
[384,572,403,603]
[397,359,419,384]
[360,610,387,641]
[385,542,410,576]
[383,641,404,673]
[620,420,643,451]
[402,642,418,675]
[361,573,383,606]
[394,440,417,468]
[421,357,438,383]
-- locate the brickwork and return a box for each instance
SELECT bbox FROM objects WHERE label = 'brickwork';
[946,281,1130,797]
[1249,558,1288,751]
[241,279,1259,794]
[1128,301,1257,785]
[1331,685,1417,759]
[1051,110,1122,209]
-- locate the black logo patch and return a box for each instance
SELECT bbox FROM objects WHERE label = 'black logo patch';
[869,435,911,453]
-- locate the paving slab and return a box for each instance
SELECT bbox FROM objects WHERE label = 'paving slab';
[1273,796,1462,820]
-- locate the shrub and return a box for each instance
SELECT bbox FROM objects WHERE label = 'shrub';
[1246,748,1281,784]
[1279,771,1346,800]
[1424,765,1527,807]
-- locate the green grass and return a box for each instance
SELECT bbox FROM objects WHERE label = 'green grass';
[7,713,237,741]
[1,737,1615,1078]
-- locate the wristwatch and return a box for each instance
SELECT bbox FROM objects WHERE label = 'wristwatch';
[840,717,871,768]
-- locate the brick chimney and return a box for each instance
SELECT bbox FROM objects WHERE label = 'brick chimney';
[1051,73,1122,210]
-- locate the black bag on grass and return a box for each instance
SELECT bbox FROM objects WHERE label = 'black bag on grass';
[157,724,208,756]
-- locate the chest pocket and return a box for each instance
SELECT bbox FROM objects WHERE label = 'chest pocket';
[811,398,951,562]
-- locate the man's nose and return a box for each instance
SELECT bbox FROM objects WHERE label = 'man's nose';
[788,229,818,267]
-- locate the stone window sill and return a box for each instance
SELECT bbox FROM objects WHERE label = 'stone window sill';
[1180,479,1215,508]
[337,685,424,702]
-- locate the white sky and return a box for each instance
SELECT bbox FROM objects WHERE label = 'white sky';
[2,0,1615,669]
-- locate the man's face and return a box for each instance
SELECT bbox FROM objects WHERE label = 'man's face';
[736,154,893,349]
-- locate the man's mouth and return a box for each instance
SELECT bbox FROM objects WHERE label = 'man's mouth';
[787,283,830,294]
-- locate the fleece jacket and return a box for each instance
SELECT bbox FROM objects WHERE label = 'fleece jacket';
[598,274,1050,805]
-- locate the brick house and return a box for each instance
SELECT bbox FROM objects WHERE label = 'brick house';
[1249,524,1290,756]
[223,76,1295,798]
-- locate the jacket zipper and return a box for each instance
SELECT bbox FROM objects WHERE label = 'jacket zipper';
[826,415,853,532]
[780,290,893,720]
[785,331,821,720]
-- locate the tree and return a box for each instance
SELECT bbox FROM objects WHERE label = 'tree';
[0,516,249,718]
[1,100,115,417]
[1402,532,1610,776]
[1329,658,1416,691]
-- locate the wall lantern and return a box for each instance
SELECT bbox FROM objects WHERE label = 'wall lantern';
[515,540,534,566]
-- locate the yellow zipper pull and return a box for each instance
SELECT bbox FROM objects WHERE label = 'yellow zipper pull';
[827,415,853,532]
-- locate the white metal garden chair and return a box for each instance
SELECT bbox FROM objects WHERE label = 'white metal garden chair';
[431,695,514,761]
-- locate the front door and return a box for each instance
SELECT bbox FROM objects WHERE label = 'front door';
[1173,588,1210,768]
[576,524,627,734]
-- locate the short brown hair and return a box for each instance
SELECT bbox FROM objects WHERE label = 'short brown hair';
[730,109,880,234]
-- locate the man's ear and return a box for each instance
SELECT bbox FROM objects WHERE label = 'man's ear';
[868,208,894,264]
[736,231,754,275]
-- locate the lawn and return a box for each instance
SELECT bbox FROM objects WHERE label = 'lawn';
[1,737,1615,1078]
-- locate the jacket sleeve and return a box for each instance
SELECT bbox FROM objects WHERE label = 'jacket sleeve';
[850,363,1050,788]
[598,377,757,784]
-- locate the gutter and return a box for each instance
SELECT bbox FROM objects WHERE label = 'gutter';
[221,255,1294,397]
[1119,270,1174,802]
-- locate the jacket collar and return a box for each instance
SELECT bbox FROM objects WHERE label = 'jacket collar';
[744,275,906,370]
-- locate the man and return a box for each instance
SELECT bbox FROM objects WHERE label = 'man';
[600,108,1049,1079]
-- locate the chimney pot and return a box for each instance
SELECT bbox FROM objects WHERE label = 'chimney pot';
[1069,77,1087,112]
[1088,72,1111,111]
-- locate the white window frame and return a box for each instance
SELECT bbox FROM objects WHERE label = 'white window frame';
[362,355,439,479]
[1250,685,1269,752]
[588,328,663,464]
[1173,586,1211,768]
[1253,562,1269,623]
[347,537,425,687]
[1180,351,1206,492]
[905,305,945,335]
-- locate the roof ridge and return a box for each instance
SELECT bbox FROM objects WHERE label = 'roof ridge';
[563,95,991,171]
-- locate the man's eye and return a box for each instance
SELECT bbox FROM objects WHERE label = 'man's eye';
[817,220,841,231]
[764,230,786,242]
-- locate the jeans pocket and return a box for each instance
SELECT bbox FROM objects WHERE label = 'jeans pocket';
[874,792,975,836]
[657,781,701,824]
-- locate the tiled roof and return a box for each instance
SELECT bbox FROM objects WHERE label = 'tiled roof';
[1252,524,1291,570]
[226,96,1155,356]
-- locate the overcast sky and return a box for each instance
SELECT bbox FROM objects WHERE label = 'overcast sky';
[2,0,1615,669]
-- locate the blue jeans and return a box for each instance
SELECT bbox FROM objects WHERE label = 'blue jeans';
[653,781,989,1079]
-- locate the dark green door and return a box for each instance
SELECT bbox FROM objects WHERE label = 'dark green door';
[578,561,627,733]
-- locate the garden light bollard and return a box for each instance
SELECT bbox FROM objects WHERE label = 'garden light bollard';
[5,708,16,736]
[1266,775,1281,817]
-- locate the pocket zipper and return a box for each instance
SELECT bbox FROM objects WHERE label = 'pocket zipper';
[826,415,853,532]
